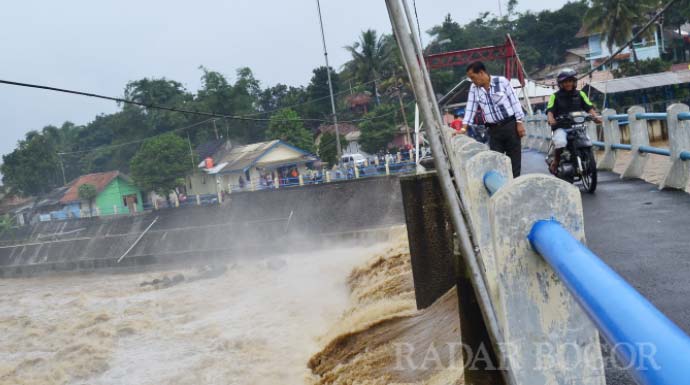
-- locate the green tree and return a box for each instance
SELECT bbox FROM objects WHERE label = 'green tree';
[0,214,13,237]
[344,30,395,102]
[266,109,314,152]
[78,183,98,215]
[612,57,671,78]
[317,132,344,166]
[359,104,399,154]
[124,78,192,137]
[130,133,190,198]
[1,133,61,195]
[584,0,656,73]
[305,66,340,121]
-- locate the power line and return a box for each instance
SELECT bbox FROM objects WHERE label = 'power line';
[243,78,380,117]
[55,98,413,157]
[0,79,328,124]
[57,118,216,156]
[316,100,415,151]
[579,0,678,80]
[0,77,393,125]
[412,0,424,48]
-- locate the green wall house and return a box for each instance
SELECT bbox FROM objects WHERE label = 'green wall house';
[59,171,144,216]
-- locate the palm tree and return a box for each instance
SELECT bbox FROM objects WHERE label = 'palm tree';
[585,0,658,74]
[344,30,394,104]
[78,183,98,216]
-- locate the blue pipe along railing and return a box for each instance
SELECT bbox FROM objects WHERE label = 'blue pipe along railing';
[482,169,690,385]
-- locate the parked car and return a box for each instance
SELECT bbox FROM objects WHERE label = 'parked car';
[341,153,367,167]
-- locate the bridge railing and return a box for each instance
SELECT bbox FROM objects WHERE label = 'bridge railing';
[448,133,690,384]
[525,103,690,190]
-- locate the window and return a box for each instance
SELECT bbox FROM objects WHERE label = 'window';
[122,194,138,206]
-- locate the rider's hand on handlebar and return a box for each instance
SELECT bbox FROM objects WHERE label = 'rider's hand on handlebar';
[547,116,557,126]
[592,115,603,124]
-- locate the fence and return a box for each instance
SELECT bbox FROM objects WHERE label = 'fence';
[26,158,418,225]
[223,159,417,193]
[525,103,690,191]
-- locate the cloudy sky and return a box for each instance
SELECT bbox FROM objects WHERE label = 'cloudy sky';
[0,0,572,159]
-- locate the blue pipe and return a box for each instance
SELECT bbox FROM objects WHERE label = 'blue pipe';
[592,140,606,148]
[635,113,668,120]
[483,170,506,196]
[677,112,690,121]
[681,151,690,161]
[528,220,690,385]
[607,114,628,121]
[611,143,633,151]
[638,145,671,156]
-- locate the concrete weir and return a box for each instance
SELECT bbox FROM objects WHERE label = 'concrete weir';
[399,172,456,310]
[0,176,405,277]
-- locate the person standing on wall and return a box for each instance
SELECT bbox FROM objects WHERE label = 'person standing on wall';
[462,61,526,177]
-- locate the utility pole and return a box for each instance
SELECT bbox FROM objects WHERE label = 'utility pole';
[212,119,219,139]
[315,0,342,163]
[396,86,412,146]
[57,153,66,185]
[187,133,196,170]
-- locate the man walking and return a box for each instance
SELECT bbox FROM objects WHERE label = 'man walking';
[462,61,526,177]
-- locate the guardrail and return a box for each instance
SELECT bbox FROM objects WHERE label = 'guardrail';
[388,2,689,382]
[525,103,690,190]
[481,166,690,385]
[447,132,690,384]
[224,161,417,193]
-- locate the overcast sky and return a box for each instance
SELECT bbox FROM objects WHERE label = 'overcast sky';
[0,0,571,159]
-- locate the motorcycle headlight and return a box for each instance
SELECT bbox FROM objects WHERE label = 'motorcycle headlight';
[573,116,585,124]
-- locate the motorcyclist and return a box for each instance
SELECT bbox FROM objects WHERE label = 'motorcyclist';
[546,68,602,174]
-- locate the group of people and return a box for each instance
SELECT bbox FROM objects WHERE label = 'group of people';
[451,61,600,177]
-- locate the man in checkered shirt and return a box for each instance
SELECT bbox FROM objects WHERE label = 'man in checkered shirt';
[462,61,526,177]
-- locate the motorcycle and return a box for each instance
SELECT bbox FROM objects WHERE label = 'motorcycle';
[545,111,598,193]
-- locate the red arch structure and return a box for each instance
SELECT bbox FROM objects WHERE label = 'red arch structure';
[424,34,526,86]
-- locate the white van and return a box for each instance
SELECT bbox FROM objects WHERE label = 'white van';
[341,153,367,166]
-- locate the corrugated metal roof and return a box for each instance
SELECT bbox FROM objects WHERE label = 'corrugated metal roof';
[35,185,72,208]
[204,140,316,174]
[588,70,690,94]
[216,140,280,173]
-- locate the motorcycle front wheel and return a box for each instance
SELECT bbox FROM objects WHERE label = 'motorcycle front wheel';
[579,148,597,193]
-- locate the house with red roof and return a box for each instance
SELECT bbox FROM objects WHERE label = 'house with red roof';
[58,171,143,217]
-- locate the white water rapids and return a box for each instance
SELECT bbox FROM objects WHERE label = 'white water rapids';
[0,245,382,385]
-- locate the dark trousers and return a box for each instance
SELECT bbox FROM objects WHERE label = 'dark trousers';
[488,119,522,177]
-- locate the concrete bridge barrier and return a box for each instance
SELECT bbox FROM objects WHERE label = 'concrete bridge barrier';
[527,103,690,192]
[662,103,690,190]
[386,4,690,382]
[403,129,690,384]
[622,105,650,179]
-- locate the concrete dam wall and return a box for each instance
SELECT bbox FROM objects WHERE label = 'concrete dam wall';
[0,176,404,276]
